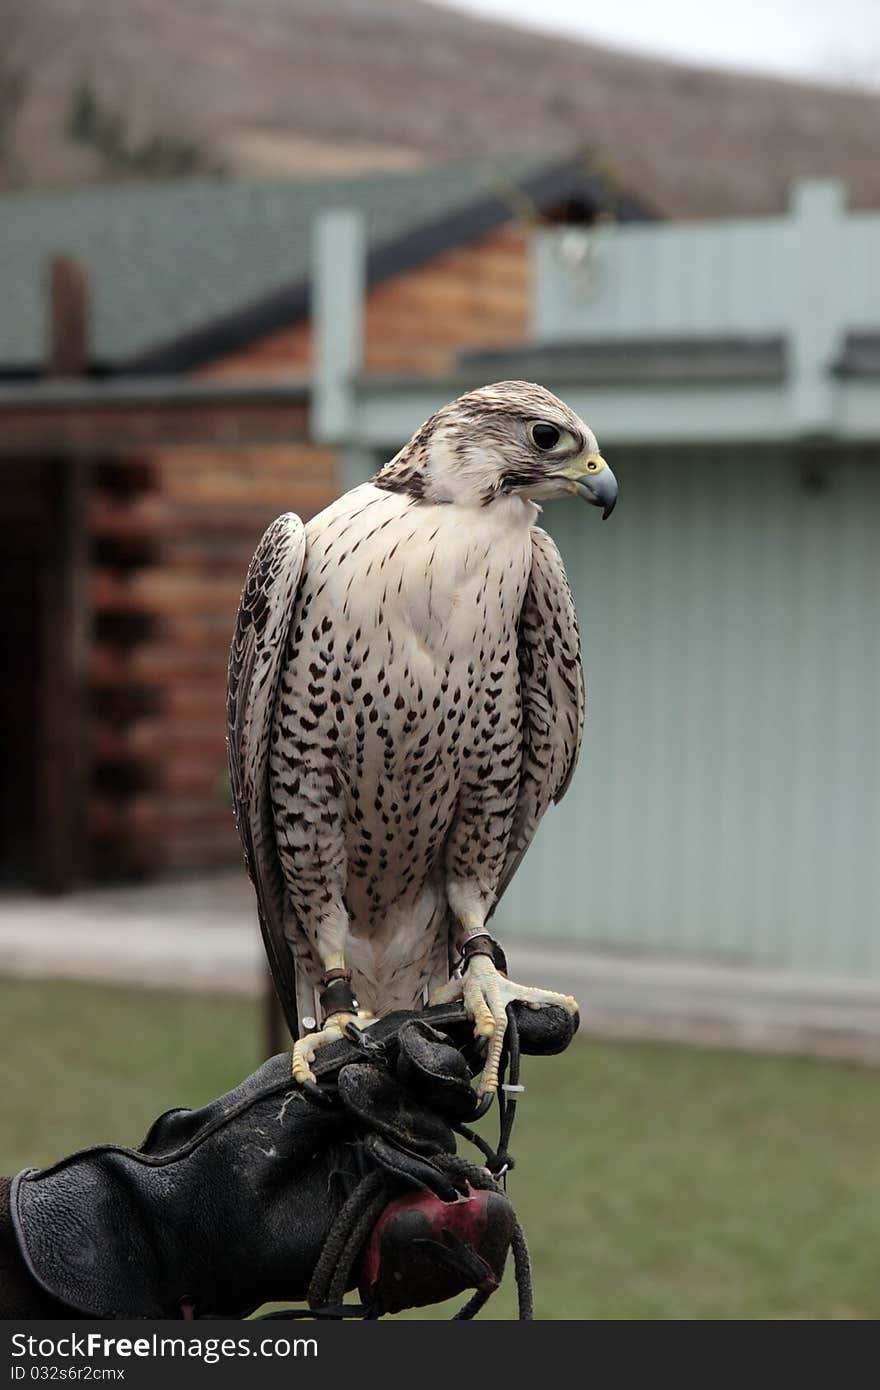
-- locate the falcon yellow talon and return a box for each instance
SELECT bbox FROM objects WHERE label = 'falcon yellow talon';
[291,1051,315,1085]
[290,1014,356,1087]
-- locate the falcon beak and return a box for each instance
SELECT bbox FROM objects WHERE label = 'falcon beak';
[555,453,618,519]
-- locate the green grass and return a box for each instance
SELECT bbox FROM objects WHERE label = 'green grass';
[2,976,879,1319]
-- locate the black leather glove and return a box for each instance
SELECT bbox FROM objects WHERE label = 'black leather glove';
[8,1002,577,1320]
[11,1055,347,1319]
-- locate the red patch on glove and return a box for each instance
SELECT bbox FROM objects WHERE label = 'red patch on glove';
[360,1184,512,1315]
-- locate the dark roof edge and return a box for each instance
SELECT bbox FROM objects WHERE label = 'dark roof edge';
[0,375,312,410]
[118,156,657,376]
[834,332,880,378]
[454,333,787,384]
[353,333,789,392]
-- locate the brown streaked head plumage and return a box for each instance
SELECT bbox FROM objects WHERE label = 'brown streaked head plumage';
[373,380,603,507]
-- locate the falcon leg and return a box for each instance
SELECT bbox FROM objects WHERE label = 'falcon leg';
[291,946,375,1085]
[440,799,578,1093]
[464,954,577,1096]
[431,928,577,1097]
[292,1002,377,1084]
[276,775,376,1084]
[292,1012,362,1084]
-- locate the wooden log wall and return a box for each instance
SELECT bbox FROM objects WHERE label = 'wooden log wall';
[87,443,337,875]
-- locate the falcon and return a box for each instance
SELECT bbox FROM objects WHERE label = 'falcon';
[227,381,618,1096]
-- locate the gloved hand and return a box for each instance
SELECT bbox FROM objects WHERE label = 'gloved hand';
[8,1001,577,1320]
[11,1055,347,1319]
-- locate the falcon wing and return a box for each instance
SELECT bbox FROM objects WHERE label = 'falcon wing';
[491,525,585,912]
[227,512,306,1038]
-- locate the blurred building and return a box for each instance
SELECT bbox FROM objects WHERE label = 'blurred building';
[0,157,645,888]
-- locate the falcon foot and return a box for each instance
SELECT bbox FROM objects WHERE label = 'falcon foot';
[292,1011,376,1084]
[432,956,578,1097]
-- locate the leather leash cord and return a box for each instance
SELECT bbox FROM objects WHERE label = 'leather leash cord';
[253,1006,533,1321]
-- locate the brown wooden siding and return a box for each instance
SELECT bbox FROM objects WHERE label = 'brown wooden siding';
[88,443,336,875]
[200,224,531,380]
[0,399,312,453]
[363,225,531,374]
[200,322,313,380]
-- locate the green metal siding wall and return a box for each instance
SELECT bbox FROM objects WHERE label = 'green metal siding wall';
[534,192,880,344]
[493,446,880,974]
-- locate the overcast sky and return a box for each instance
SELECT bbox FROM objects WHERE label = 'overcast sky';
[439,0,880,87]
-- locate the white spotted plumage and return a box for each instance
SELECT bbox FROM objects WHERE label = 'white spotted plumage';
[228,382,605,1073]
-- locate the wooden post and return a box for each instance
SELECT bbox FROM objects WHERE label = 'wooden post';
[264,970,289,1059]
[47,256,91,377]
[38,453,90,892]
[37,257,92,890]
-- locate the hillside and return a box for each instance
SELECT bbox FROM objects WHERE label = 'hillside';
[4,0,880,214]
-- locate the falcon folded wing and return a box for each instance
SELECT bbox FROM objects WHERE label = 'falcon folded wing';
[491,526,585,912]
[227,512,306,1038]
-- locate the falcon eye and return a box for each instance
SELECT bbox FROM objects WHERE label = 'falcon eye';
[529,422,561,451]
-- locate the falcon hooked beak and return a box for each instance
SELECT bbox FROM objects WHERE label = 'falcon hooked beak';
[554,452,619,519]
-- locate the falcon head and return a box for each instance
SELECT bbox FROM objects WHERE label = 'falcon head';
[375,380,618,516]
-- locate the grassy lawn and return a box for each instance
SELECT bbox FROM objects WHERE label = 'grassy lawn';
[2,975,879,1319]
